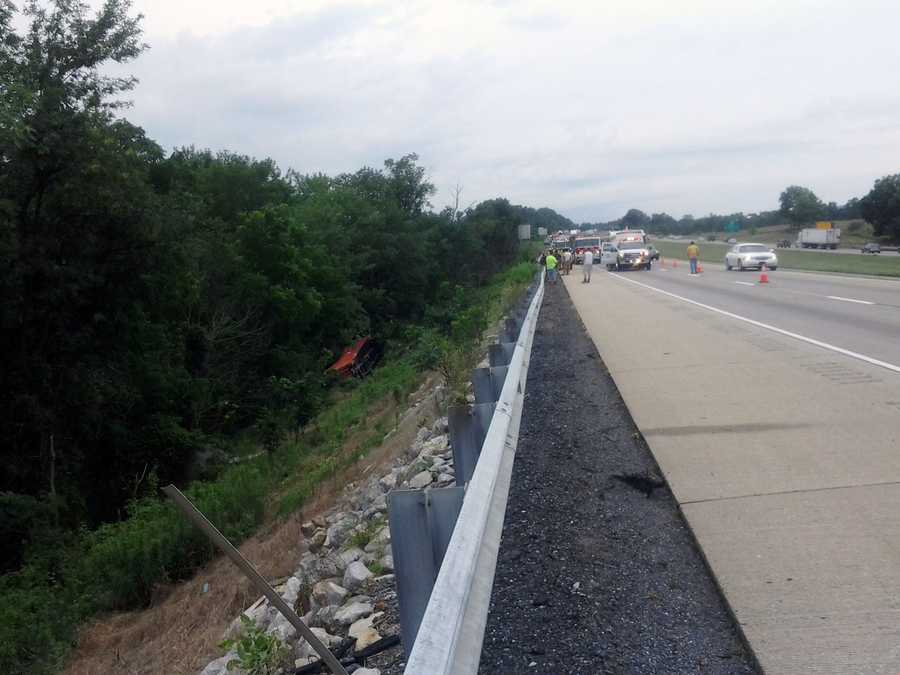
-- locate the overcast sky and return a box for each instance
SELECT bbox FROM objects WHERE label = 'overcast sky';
[86,0,900,221]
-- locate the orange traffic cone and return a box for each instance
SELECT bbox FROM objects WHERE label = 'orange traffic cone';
[697,262,703,274]
[660,257,666,268]
[759,263,769,283]
[672,259,678,268]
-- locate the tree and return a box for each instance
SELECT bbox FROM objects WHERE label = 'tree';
[383,153,434,215]
[0,0,161,523]
[860,174,900,239]
[649,212,677,234]
[622,208,650,229]
[779,186,824,228]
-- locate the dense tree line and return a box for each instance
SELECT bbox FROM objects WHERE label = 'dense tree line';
[512,205,575,235]
[579,183,898,238]
[0,0,549,575]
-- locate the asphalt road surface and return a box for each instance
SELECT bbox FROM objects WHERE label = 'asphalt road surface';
[564,266,900,674]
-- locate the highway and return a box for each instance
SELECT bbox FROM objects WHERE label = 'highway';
[626,263,900,366]
[564,265,900,674]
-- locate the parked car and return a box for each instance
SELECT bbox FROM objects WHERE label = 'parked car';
[725,243,778,271]
[727,238,737,245]
[776,239,792,248]
[861,242,881,254]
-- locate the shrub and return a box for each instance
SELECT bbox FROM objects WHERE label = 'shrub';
[220,615,292,675]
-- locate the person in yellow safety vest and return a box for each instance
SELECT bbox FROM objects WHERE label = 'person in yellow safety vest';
[545,252,558,284]
[686,241,700,275]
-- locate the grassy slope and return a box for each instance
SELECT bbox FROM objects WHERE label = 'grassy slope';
[652,240,900,277]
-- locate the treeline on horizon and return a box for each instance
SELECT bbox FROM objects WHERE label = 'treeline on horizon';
[578,181,900,239]
[0,0,576,583]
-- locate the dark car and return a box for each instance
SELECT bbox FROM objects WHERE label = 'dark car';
[861,242,881,254]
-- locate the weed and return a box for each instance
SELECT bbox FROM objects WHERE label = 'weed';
[347,517,385,550]
[220,615,292,675]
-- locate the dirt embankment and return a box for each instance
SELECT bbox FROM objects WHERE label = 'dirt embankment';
[62,375,444,675]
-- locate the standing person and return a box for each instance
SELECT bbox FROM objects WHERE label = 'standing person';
[687,240,700,275]
[545,251,558,285]
[562,249,573,275]
[582,247,594,283]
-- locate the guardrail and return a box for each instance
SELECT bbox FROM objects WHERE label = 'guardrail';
[388,271,545,674]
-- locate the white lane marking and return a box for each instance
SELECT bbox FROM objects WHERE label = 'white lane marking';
[607,273,900,375]
[735,281,755,287]
[827,295,874,305]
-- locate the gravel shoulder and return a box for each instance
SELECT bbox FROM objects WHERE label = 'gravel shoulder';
[479,279,758,674]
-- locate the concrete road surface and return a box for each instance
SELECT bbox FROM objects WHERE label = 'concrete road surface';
[563,265,900,674]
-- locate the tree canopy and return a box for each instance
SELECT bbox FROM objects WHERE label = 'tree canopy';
[860,174,900,239]
[779,185,825,228]
[0,0,540,581]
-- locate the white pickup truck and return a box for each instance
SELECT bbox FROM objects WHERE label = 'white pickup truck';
[601,238,653,271]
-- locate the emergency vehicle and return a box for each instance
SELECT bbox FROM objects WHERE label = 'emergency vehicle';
[601,230,653,271]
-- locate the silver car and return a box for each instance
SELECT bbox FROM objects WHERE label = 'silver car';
[725,243,778,271]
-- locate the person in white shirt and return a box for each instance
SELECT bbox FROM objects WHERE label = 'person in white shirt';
[582,248,594,283]
[562,249,573,275]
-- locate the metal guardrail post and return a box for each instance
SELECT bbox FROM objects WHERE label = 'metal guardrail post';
[471,366,509,404]
[448,402,495,486]
[162,486,349,675]
[388,486,465,655]
[500,317,521,343]
[404,273,544,674]
[488,342,515,367]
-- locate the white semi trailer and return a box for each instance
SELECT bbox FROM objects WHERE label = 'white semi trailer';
[797,228,840,249]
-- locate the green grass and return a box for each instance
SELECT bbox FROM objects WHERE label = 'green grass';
[274,360,419,516]
[652,240,900,277]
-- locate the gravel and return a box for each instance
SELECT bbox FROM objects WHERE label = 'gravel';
[478,281,758,674]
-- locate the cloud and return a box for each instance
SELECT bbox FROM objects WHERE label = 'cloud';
[104,0,900,221]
